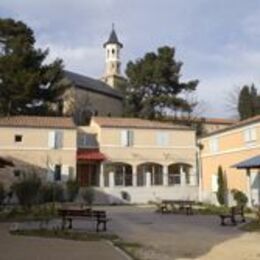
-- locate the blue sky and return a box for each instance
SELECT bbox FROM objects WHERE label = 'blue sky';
[1,0,260,118]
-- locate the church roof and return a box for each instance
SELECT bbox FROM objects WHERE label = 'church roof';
[103,28,123,48]
[64,70,123,100]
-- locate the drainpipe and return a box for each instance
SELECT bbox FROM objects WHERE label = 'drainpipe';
[196,144,203,202]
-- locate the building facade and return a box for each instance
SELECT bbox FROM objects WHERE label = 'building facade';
[0,116,77,187]
[199,116,260,206]
[77,117,199,204]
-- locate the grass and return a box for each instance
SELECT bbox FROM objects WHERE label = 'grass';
[11,229,119,241]
[240,220,260,232]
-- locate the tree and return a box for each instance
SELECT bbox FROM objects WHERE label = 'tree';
[124,46,199,119]
[238,84,260,120]
[216,166,226,206]
[0,18,69,116]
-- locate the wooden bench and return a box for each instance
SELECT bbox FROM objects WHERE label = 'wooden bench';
[58,208,109,232]
[219,206,246,226]
[159,200,195,215]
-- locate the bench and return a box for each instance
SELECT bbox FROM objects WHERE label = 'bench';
[159,200,194,215]
[219,206,246,226]
[58,208,109,232]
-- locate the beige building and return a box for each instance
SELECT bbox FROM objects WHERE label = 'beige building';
[0,116,77,186]
[199,115,260,206]
[78,117,198,203]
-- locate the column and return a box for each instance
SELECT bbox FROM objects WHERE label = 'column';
[189,168,197,186]
[246,169,252,207]
[109,171,115,188]
[163,165,168,186]
[132,166,137,187]
[180,166,186,187]
[99,164,104,188]
[146,172,151,187]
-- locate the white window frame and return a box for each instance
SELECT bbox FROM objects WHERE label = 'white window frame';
[209,137,219,153]
[121,130,134,147]
[156,132,169,146]
[244,127,256,145]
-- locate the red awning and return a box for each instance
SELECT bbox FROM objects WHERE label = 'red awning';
[77,149,106,161]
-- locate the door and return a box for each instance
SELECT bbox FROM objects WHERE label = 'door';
[77,163,99,186]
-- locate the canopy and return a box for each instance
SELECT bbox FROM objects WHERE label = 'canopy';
[77,149,106,161]
[232,155,260,169]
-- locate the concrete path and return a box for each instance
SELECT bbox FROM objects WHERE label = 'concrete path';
[0,223,127,260]
[98,206,260,260]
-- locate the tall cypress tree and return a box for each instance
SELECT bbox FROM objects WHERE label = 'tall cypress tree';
[0,18,69,116]
[217,166,226,206]
[238,86,254,120]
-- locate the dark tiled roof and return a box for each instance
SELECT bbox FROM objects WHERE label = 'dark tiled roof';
[103,28,123,48]
[201,115,260,138]
[64,70,123,100]
[93,117,192,130]
[232,155,260,169]
[0,116,75,129]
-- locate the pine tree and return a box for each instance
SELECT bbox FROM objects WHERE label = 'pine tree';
[0,18,69,116]
[216,166,226,206]
[124,46,199,119]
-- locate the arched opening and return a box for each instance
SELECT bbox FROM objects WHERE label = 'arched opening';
[104,163,132,187]
[137,163,163,186]
[168,163,192,185]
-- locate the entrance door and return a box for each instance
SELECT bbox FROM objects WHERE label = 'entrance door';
[77,163,99,186]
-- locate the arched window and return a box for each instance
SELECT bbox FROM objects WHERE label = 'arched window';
[137,163,163,186]
[168,163,192,185]
[112,48,115,55]
[104,163,132,187]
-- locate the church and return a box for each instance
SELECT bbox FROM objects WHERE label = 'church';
[61,26,125,122]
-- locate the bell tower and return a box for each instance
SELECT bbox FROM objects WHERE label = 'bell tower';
[102,24,124,88]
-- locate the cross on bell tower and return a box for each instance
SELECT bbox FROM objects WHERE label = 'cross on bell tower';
[102,24,123,88]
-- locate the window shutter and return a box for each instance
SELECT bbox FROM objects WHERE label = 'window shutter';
[129,130,134,146]
[251,128,256,141]
[55,131,63,149]
[244,129,250,142]
[48,131,55,148]
[47,164,54,182]
[121,130,128,146]
[211,175,218,192]
[62,165,70,182]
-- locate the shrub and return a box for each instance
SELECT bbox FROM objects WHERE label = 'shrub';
[12,174,41,208]
[40,183,64,203]
[66,180,79,202]
[0,182,5,205]
[81,187,95,206]
[231,189,248,206]
[216,166,227,206]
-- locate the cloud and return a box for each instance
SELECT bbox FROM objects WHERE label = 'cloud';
[1,0,260,118]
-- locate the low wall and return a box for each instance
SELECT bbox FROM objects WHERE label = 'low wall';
[93,186,199,204]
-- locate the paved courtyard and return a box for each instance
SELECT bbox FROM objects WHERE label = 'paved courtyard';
[103,206,260,260]
[0,223,127,260]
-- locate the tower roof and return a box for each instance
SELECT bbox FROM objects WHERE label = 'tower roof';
[103,25,123,48]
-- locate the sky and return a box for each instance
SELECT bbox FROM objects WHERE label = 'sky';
[1,0,260,118]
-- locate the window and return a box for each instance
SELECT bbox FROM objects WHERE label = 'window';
[121,130,134,147]
[14,135,23,143]
[112,48,115,55]
[209,137,219,153]
[13,169,21,177]
[137,163,163,186]
[48,131,63,149]
[137,172,146,186]
[54,165,61,181]
[244,127,256,143]
[114,164,132,186]
[156,132,169,146]
[168,164,182,185]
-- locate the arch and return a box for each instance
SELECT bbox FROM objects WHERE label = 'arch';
[104,162,132,187]
[137,162,163,186]
[168,163,192,185]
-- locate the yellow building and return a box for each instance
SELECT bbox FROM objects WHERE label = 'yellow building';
[78,117,198,203]
[0,116,77,186]
[199,115,260,206]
